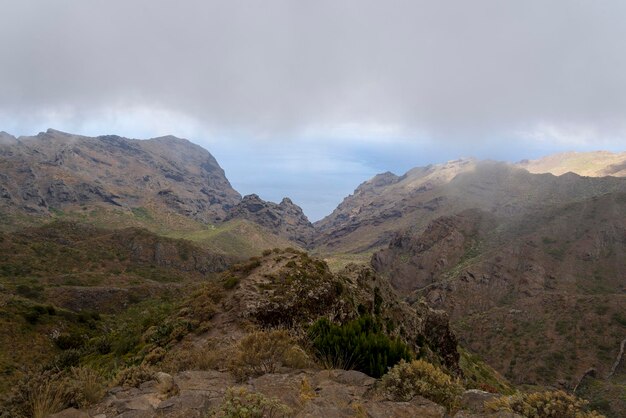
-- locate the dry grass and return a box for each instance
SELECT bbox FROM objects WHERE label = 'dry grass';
[229,329,309,380]
[162,339,225,372]
[70,366,105,407]
[29,381,66,418]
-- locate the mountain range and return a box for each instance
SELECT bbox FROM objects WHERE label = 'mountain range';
[0,129,625,416]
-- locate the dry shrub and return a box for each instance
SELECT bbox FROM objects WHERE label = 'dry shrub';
[485,390,604,418]
[114,364,155,388]
[299,377,316,404]
[70,366,105,407]
[381,359,463,410]
[162,340,225,372]
[142,347,167,366]
[0,369,72,418]
[283,345,312,369]
[210,386,292,418]
[229,330,307,380]
[28,380,66,418]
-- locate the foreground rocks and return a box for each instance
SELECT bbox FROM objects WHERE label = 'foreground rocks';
[77,369,516,418]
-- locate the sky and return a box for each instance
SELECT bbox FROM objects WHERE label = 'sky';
[1,1,626,220]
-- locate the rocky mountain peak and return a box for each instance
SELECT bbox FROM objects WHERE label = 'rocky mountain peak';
[0,130,241,223]
[227,195,314,247]
[0,131,16,145]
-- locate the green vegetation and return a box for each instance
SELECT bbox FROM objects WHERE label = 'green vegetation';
[458,347,514,394]
[308,315,412,378]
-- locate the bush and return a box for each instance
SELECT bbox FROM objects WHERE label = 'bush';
[54,332,84,350]
[163,341,223,372]
[114,365,155,388]
[70,367,105,407]
[381,359,463,410]
[0,369,74,418]
[229,330,306,380]
[210,387,292,418]
[308,316,412,378]
[485,390,604,418]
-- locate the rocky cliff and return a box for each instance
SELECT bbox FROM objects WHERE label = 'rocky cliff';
[226,194,315,247]
[0,129,241,223]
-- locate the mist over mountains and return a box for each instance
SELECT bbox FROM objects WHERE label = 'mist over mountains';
[0,129,625,417]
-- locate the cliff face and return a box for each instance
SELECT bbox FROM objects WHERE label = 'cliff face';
[0,129,241,223]
[226,194,315,247]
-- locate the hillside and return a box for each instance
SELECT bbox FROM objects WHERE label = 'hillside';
[0,221,230,393]
[0,129,241,223]
[370,193,626,415]
[2,249,527,418]
[0,129,311,257]
[517,151,626,177]
[314,157,626,255]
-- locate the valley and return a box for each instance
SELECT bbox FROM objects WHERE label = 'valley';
[0,131,624,417]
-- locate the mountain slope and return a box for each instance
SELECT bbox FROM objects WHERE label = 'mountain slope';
[0,129,241,223]
[314,158,626,255]
[371,193,626,390]
[517,151,626,177]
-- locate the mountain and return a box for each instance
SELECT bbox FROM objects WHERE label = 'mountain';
[225,194,315,247]
[315,152,626,415]
[314,157,626,255]
[517,151,626,177]
[0,129,241,224]
[372,193,626,388]
[0,129,315,257]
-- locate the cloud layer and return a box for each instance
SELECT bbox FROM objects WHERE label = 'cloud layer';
[1,1,626,219]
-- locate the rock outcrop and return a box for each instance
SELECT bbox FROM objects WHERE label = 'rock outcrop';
[226,194,315,247]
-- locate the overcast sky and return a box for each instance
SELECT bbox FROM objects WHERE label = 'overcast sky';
[1,1,626,220]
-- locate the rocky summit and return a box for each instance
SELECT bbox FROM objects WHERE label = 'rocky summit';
[226,194,315,248]
[0,129,241,223]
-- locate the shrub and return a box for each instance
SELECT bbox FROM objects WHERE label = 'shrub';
[70,366,104,407]
[142,347,167,366]
[162,341,223,372]
[54,332,84,350]
[229,330,303,380]
[52,349,81,370]
[485,390,604,418]
[0,369,74,418]
[308,316,412,378]
[114,365,155,388]
[223,275,240,289]
[381,359,463,410]
[210,387,292,418]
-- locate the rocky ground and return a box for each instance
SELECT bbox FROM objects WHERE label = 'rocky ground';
[52,369,518,418]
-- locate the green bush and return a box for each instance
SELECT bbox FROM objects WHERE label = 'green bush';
[308,315,412,378]
[54,332,84,350]
[381,359,463,410]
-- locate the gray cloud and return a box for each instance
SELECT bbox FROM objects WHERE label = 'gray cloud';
[2,0,626,143]
[2,1,626,220]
